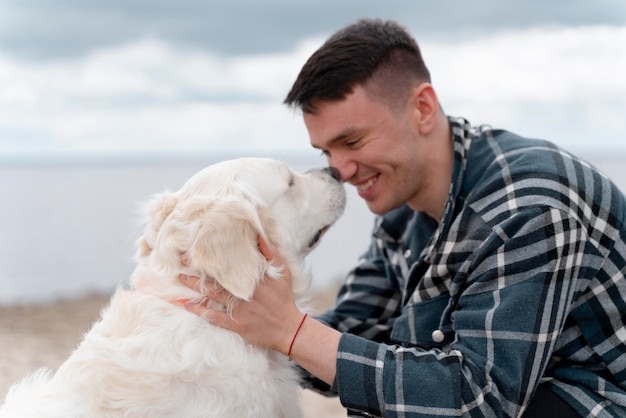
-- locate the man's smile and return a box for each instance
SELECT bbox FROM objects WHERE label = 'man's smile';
[354,174,379,197]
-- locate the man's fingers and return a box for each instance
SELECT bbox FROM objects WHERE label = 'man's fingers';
[179,274,220,295]
[258,235,274,260]
[258,235,287,267]
[183,302,232,329]
[179,274,203,292]
[179,274,231,306]
[184,299,208,316]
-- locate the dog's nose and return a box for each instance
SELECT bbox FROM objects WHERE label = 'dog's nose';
[324,167,341,181]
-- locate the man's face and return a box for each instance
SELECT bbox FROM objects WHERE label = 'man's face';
[304,85,430,215]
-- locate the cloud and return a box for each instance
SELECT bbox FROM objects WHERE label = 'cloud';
[1,0,624,60]
[0,37,321,155]
[0,25,624,158]
[422,25,626,153]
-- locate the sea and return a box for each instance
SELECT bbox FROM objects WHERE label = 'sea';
[1,152,625,307]
[0,153,375,306]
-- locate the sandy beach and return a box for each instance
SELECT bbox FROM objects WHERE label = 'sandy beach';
[0,291,347,417]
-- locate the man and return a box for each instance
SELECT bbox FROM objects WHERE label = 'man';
[181,19,626,417]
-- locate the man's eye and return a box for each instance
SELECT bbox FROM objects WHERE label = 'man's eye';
[346,139,361,148]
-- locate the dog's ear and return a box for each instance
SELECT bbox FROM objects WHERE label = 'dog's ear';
[136,191,179,259]
[185,197,267,301]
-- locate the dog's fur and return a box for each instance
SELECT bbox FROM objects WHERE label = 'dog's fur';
[0,158,346,418]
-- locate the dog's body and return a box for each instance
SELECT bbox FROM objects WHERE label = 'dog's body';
[0,158,346,418]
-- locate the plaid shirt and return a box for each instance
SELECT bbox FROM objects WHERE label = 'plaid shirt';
[316,117,626,417]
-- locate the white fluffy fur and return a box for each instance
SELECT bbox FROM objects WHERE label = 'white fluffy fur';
[0,158,346,418]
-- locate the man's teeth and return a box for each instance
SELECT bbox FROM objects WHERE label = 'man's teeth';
[357,177,376,191]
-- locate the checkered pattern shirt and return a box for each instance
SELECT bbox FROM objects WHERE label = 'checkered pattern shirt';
[316,117,626,417]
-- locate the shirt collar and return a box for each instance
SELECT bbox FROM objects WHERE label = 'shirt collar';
[373,117,478,254]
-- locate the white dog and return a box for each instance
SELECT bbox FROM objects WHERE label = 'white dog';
[0,158,346,418]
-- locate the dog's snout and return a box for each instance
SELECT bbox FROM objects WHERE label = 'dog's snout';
[323,167,341,181]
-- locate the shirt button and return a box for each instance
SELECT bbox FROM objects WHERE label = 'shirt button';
[404,249,411,258]
[431,330,445,343]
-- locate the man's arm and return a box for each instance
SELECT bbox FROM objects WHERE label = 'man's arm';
[180,206,591,416]
[332,207,592,416]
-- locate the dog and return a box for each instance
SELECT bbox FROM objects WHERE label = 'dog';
[0,157,346,418]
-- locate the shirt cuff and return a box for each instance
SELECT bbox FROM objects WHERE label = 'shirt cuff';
[335,333,384,416]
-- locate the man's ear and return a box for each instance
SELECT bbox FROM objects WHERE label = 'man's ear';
[185,197,267,301]
[136,191,179,259]
[410,83,439,135]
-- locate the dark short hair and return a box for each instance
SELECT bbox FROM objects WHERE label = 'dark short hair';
[284,19,431,113]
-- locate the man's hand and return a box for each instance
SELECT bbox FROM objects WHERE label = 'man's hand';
[176,236,304,354]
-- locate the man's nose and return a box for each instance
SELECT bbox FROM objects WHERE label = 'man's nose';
[327,154,357,182]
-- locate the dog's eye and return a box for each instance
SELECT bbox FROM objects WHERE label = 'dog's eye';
[288,176,295,187]
[308,230,322,248]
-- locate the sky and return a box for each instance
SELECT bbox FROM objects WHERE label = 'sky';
[0,0,625,160]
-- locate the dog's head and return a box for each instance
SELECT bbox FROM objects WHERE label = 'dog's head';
[132,158,345,303]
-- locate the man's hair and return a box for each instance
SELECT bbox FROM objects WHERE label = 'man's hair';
[284,19,431,114]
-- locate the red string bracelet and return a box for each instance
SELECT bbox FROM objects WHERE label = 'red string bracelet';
[288,313,308,360]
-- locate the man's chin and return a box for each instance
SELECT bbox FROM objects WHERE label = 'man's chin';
[365,199,403,215]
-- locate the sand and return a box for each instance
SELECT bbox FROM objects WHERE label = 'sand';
[0,292,347,417]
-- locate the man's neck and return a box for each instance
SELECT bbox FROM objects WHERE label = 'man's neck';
[410,113,453,223]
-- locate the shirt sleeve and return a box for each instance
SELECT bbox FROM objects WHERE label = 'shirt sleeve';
[334,206,598,417]
[316,236,404,343]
